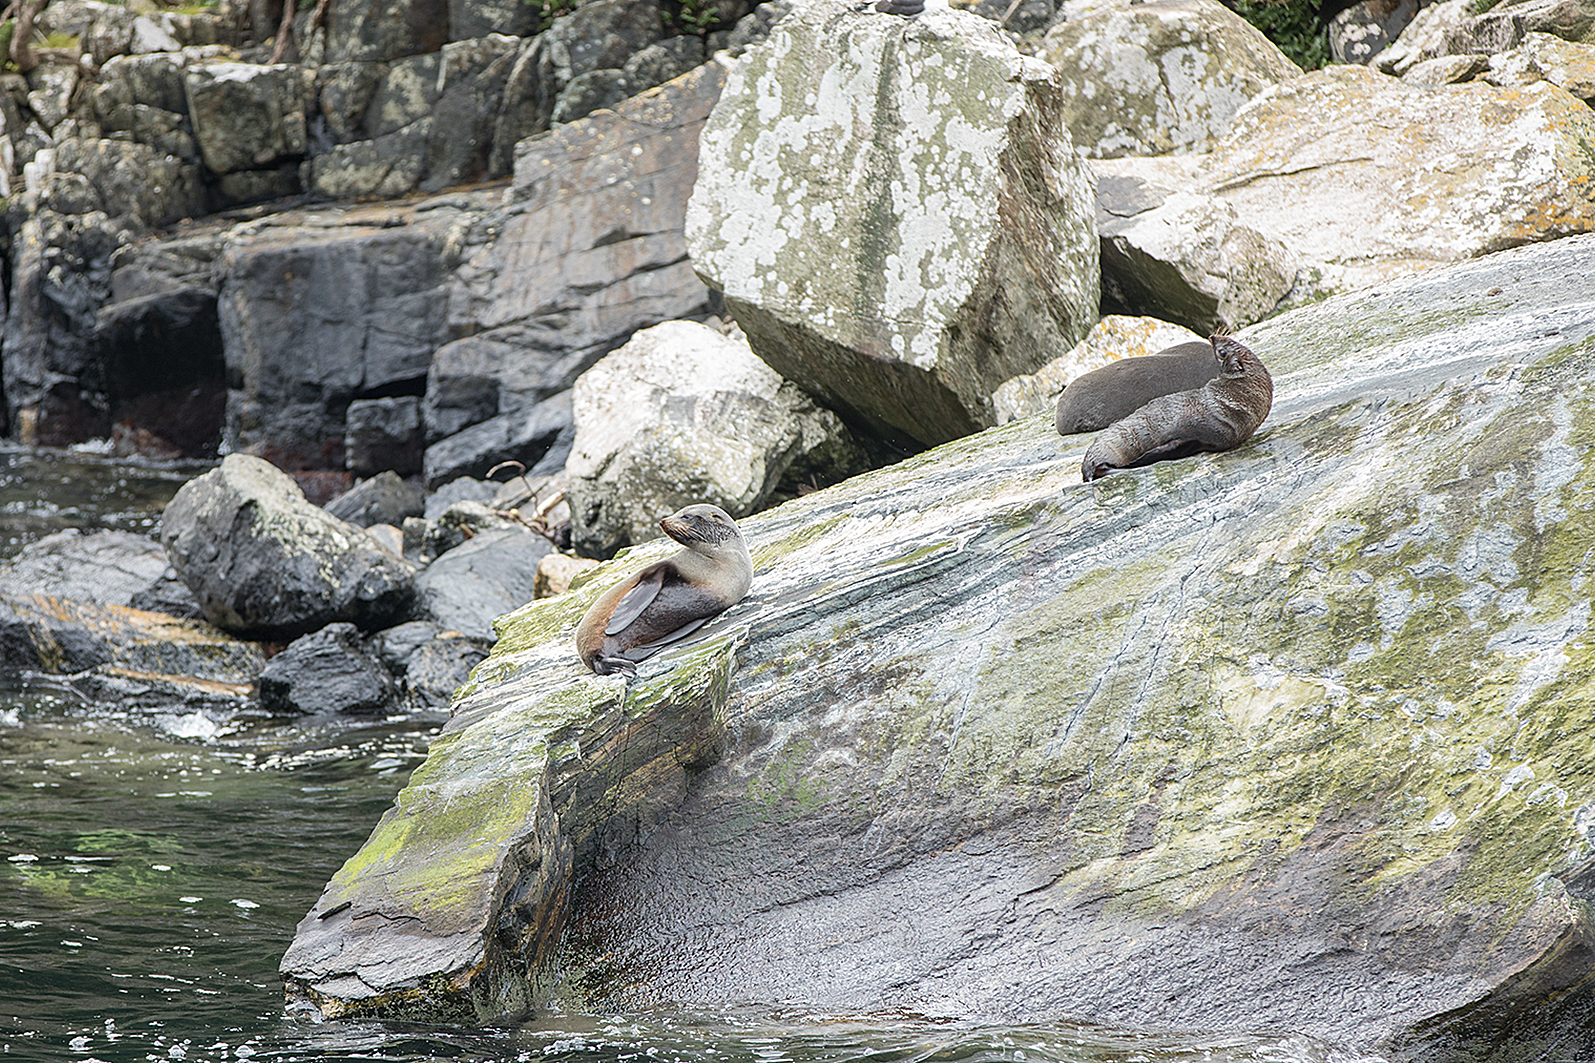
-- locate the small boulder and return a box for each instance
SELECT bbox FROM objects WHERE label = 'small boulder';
[404,631,493,709]
[565,320,864,557]
[325,470,425,529]
[160,454,417,640]
[344,397,425,478]
[257,622,400,716]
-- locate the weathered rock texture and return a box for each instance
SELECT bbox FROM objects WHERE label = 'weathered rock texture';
[280,233,1595,1060]
[160,454,416,639]
[1041,0,1302,158]
[1095,63,1595,302]
[1377,0,1595,74]
[687,0,1099,450]
[565,320,864,557]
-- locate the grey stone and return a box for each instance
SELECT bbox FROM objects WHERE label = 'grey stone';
[159,454,417,639]
[450,0,539,40]
[687,1,1099,449]
[372,618,441,673]
[422,391,575,491]
[550,68,632,124]
[51,138,207,229]
[1328,0,1424,64]
[621,35,706,93]
[566,320,865,557]
[413,524,553,640]
[321,0,449,63]
[184,61,312,176]
[218,207,460,469]
[258,622,400,716]
[424,35,521,190]
[305,123,431,199]
[345,398,425,478]
[404,631,493,709]
[1094,166,1296,333]
[1040,0,1302,158]
[423,477,501,520]
[282,233,1595,1058]
[326,469,425,528]
[0,529,180,608]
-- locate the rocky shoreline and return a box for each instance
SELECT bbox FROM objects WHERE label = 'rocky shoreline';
[4,0,1595,1054]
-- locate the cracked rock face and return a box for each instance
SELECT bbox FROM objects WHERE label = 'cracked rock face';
[687,0,1099,450]
[284,234,1595,1060]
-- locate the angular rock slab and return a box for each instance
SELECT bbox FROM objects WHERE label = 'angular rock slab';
[160,454,416,640]
[1098,64,1595,300]
[565,320,864,556]
[687,0,1099,449]
[283,233,1595,1058]
[1040,0,1301,158]
[992,314,1202,424]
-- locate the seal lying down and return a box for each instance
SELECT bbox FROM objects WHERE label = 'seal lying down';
[575,504,753,676]
[1080,335,1273,482]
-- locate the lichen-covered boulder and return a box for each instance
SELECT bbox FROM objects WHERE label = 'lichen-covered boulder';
[159,454,417,640]
[687,0,1099,449]
[992,314,1202,424]
[564,320,864,557]
[1041,0,1301,158]
[1483,30,1595,100]
[281,233,1595,1060]
[1376,0,1595,73]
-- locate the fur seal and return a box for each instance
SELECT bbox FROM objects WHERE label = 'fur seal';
[1055,341,1221,436]
[575,504,753,676]
[1080,334,1272,482]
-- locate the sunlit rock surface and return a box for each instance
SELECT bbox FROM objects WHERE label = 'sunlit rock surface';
[686,0,1099,450]
[283,234,1595,1060]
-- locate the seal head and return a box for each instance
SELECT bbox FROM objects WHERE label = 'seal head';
[575,504,753,676]
[1055,340,1221,437]
[1080,334,1273,482]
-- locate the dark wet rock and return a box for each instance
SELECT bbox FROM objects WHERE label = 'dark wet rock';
[404,631,493,709]
[258,622,400,716]
[0,529,174,607]
[344,397,425,479]
[281,233,1595,1063]
[687,1,1098,449]
[373,619,442,673]
[413,524,552,640]
[218,203,464,470]
[423,477,501,520]
[326,470,425,529]
[321,0,449,64]
[422,391,574,491]
[160,454,417,640]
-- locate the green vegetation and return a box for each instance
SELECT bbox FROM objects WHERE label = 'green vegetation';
[1230,0,1330,70]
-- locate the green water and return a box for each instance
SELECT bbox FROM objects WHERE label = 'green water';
[0,447,1348,1063]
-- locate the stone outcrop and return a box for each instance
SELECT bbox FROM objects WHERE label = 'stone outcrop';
[280,232,1595,1060]
[160,454,417,639]
[565,320,864,557]
[1094,62,1595,304]
[1377,0,1595,73]
[687,0,1099,449]
[1040,0,1302,158]
[258,622,401,715]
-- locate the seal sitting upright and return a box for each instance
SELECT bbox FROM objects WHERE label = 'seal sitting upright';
[575,504,753,676]
[1081,334,1273,482]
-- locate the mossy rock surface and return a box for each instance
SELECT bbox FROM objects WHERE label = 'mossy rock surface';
[284,234,1595,1059]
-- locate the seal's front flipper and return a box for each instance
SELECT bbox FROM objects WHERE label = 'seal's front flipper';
[606,566,665,635]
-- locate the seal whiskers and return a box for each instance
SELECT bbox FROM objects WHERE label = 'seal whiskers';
[1080,335,1273,482]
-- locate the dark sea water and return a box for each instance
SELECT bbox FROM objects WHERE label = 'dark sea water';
[0,447,1358,1063]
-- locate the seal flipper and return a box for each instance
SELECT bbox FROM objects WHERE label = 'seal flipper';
[619,615,713,661]
[606,566,665,635]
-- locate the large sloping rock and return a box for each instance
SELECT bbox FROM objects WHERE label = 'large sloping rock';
[1095,64,1595,302]
[1040,0,1301,158]
[160,454,416,639]
[565,320,864,557]
[687,0,1099,450]
[280,233,1595,1059]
